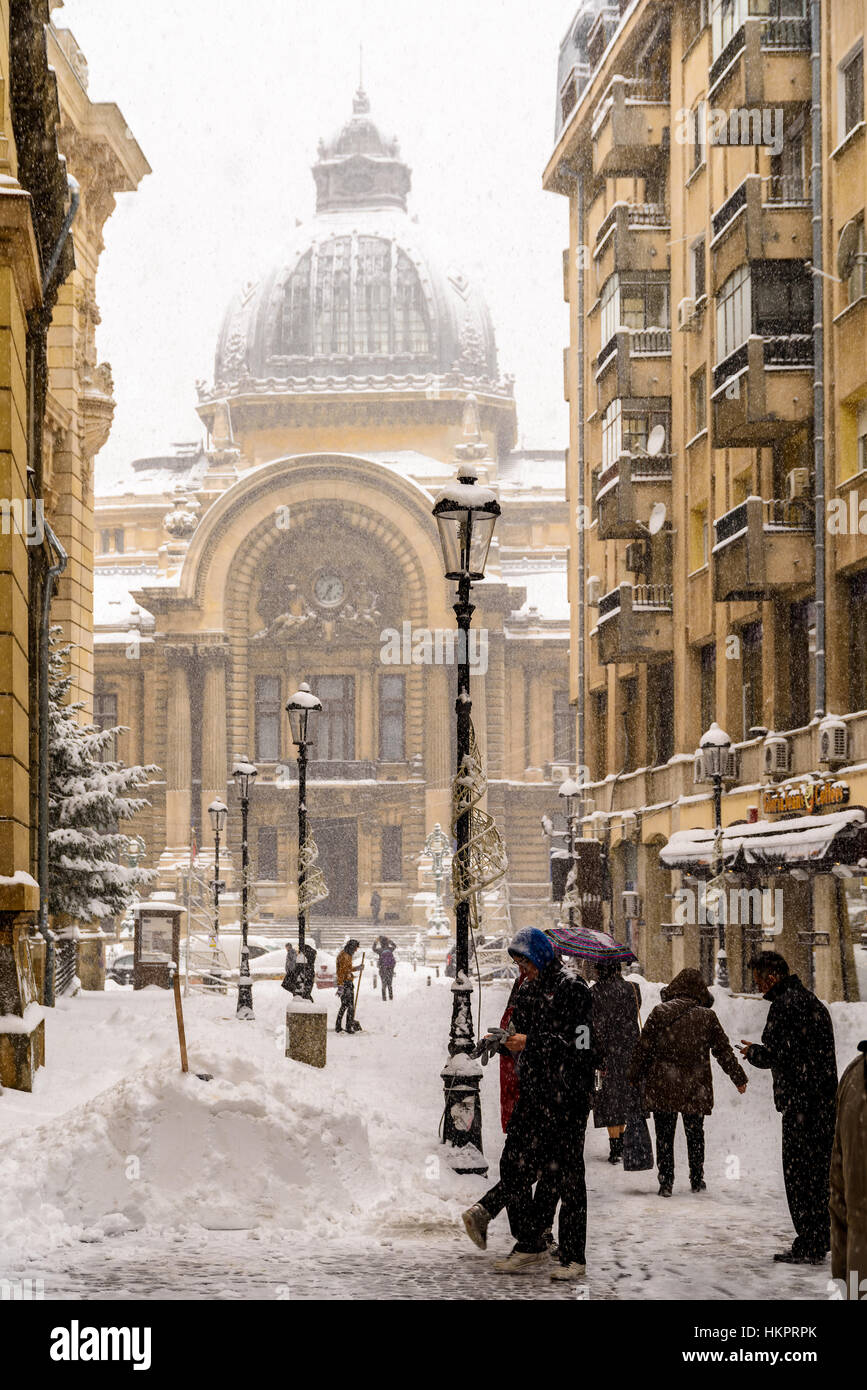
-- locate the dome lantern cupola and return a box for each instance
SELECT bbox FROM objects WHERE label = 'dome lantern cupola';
[313,87,411,213]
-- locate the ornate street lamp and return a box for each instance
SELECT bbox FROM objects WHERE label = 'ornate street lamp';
[207,798,228,992]
[694,723,736,989]
[558,776,581,927]
[431,417,501,1171]
[232,756,257,1020]
[286,682,321,998]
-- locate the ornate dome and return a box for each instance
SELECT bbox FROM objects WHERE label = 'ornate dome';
[213,89,501,390]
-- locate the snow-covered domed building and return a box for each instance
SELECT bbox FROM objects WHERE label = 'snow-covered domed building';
[93,90,570,931]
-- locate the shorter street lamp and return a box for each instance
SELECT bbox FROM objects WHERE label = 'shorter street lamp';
[558,777,581,926]
[694,723,736,989]
[286,682,322,998]
[207,798,228,992]
[232,757,258,1020]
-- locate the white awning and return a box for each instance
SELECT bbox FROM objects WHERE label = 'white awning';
[660,808,867,876]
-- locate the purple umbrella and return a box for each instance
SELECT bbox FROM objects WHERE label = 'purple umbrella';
[547,925,637,964]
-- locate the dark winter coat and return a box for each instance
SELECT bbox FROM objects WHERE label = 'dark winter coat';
[830,1043,867,1288]
[497,975,539,1132]
[628,968,746,1116]
[509,958,596,1125]
[743,973,837,1115]
[591,974,642,1128]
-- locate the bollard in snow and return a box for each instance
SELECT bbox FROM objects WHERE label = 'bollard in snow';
[426,974,431,987]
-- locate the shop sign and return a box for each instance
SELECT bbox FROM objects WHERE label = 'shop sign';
[761,780,849,818]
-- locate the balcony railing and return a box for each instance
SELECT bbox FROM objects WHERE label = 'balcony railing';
[710,16,810,93]
[764,173,810,204]
[280,759,378,781]
[590,76,670,141]
[712,334,812,393]
[631,328,671,355]
[712,181,748,239]
[709,26,746,90]
[595,200,670,246]
[714,496,812,549]
[599,583,674,615]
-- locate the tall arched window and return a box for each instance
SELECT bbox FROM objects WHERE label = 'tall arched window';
[356,237,391,353]
[283,249,312,354]
[314,238,351,354]
[394,249,430,353]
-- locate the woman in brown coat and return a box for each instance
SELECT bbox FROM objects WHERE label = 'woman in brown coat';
[830,1042,867,1296]
[628,968,747,1196]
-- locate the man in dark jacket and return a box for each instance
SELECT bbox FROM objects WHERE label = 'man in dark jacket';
[629,967,747,1196]
[740,951,838,1264]
[492,928,596,1280]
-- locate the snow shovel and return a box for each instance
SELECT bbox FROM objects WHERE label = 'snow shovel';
[172,966,212,1081]
[351,952,365,1031]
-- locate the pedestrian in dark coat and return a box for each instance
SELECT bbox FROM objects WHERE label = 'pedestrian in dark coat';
[492,928,596,1281]
[629,967,747,1196]
[461,972,559,1252]
[739,951,838,1264]
[378,943,396,1001]
[592,959,642,1163]
[830,1041,867,1295]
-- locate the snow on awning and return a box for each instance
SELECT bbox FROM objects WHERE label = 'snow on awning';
[659,808,867,877]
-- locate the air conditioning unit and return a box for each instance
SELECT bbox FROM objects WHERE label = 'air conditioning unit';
[677,296,696,331]
[624,541,647,574]
[785,467,810,501]
[818,714,849,769]
[622,890,642,918]
[590,810,608,840]
[763,733,792,781]
[550,762,573,783]
[586,574,601,608]
[693,748,707,784]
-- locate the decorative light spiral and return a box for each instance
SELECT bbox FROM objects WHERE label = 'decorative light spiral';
[298,828,329,913]
[451,721,508,931]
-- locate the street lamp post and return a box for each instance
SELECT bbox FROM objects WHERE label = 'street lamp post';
[207,798,228,992]
[695,722,735,989]
[285,682,322,999]
[232,756,258,1020]
[432,408,500,1169]
[558,777,581,927]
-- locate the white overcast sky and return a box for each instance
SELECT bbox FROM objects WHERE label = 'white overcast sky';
[56,0,573,482]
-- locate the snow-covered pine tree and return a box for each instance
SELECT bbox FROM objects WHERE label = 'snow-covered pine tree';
[48,631,158,922]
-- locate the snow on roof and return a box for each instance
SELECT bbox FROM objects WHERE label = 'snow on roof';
[505,567,570,622]
[93,570,156,630]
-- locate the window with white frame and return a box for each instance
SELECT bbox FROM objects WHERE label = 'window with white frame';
[601,400,622,468]
[716,264,751,362]
[600,274,619,347]
[840,43,865,140]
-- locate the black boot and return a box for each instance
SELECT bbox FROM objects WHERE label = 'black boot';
[658,1179,673,1197]
[608,1135,624,1164]
[690,1174,706,1193]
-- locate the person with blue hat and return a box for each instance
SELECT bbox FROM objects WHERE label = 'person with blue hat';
[489,927,596,1281]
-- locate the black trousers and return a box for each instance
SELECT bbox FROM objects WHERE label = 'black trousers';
[781,1104,835,1257]
[381,973,394,1001]
[500,1104,589,1265]
[653,1111,705,1184]
[479,1170,560,1234]
[336,982,356,1030]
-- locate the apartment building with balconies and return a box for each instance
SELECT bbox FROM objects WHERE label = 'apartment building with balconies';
[545,0,867,1000]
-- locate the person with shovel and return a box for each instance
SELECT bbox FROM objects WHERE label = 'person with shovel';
[335,938,363,1033]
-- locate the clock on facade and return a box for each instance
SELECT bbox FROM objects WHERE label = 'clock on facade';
[313,572,346,607]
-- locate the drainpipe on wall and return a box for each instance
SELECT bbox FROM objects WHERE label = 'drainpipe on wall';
[811,0,826,719]
[563,162,586,813]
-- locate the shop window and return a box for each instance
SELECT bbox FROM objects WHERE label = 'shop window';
[381,825,403,881]
[257,827,278,880]
[379,673,405,762]
[553,688,575,764]
[255,675,281,762]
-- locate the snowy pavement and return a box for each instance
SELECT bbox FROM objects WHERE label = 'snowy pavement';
[1,965,865,1301]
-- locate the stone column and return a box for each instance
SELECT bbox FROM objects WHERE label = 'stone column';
[200,645,229,837]
[164,648,192,858]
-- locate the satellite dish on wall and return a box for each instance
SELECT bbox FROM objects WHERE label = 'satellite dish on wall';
[838,218,862,281]
[647,502,667,535]
[646,424,667,457]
